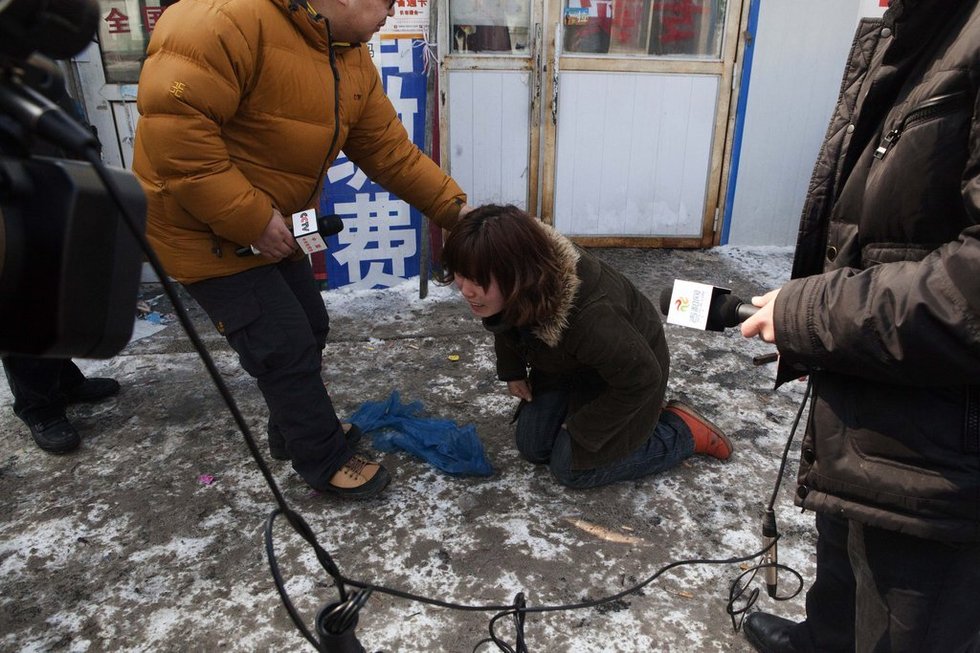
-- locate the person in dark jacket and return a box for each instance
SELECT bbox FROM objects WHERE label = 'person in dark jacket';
[739,1,980,650]
[0,66,120,455]
[440,205,732,488]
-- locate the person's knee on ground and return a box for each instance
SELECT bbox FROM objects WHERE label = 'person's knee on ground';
[515,429,553,464]
[547,461,599,489]
[545,430,607,489]
[514,390,568,464]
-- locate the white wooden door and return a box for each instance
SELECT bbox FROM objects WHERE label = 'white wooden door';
[440,0,542,212]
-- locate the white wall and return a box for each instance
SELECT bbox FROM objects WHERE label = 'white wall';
[726,0,883,245]
[858,0,889,19]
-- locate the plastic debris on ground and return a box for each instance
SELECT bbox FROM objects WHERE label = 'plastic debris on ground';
[348,390,493,477]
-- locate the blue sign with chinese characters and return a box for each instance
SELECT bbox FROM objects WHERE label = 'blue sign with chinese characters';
[319,37,430,289]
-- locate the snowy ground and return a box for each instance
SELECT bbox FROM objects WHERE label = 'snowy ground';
[0,246,816,652]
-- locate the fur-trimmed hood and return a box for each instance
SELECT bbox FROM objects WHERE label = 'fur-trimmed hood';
[531,223,582,348]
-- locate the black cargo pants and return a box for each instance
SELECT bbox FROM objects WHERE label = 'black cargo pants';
[185,257,352,491]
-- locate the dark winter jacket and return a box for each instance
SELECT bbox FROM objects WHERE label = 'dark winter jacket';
[132,0,465,283]
[487,224,669,470]
[773,0,980,542]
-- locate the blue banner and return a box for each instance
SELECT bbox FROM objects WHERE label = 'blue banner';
[319,38,430,289]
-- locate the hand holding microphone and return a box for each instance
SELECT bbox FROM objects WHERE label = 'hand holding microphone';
[658,279,780,345]
[237,210,345,258]
[658,280,760,331]
[246,208,297,260]
[740,289,780,344]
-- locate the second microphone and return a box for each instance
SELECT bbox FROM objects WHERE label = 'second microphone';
[658,281,759,331]
[235,214,345,257]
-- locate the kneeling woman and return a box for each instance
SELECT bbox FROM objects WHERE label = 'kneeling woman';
[440,205,732,489]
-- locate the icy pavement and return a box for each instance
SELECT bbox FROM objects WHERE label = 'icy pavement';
[0,246,814,652]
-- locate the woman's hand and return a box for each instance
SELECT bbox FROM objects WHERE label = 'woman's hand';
[507,379,533,402]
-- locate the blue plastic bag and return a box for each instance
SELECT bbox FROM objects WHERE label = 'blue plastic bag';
[348,391,493,477]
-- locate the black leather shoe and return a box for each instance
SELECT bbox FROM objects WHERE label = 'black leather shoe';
[744,612,801,653]
[28,416,81,454]
[268,423,364,461]
[64,378,120,404]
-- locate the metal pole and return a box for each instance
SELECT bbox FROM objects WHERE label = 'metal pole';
[419,3,439,300]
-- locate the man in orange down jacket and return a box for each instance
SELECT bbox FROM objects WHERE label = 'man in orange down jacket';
[132,0,470,499]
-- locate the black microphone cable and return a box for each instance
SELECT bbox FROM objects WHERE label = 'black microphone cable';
[725,377,813,631]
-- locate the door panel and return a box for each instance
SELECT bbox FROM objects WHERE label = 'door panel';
[448,70,533,209]
[554,72,718,236]
[442,0,539,211]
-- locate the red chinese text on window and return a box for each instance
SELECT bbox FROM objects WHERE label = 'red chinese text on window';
[105,7,130,34]
[143,6,166,32]
[657,0,708,44]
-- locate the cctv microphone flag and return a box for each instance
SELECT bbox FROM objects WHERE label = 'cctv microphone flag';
[292,208,327,255]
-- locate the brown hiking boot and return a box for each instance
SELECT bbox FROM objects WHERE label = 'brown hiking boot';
[664,400,733,460]
[325,455,391,499]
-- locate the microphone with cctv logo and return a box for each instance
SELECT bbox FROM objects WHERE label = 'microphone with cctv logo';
[658,280,759,331]
[235,213,345,257]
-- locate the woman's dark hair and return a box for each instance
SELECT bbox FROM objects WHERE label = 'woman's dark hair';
[439,204,565,326]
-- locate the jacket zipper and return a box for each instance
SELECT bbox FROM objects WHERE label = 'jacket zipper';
[301,25,342,211]
[874,91,969,159]
[966,386,979,455]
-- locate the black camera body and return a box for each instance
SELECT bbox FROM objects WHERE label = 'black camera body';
[0,155,145,357]
[0,0,147,358]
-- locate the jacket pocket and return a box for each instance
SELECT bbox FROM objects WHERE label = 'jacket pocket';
[861,243,938,267]
[185,277,264,337]
[874,91,971,160]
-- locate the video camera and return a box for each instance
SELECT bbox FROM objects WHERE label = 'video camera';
[0,0,146,359]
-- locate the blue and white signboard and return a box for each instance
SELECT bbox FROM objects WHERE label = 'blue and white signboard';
[320,35,431,289]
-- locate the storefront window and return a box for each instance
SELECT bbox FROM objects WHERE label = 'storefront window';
[450,0,532,54]
[563,0,725,58]
[96,0,176,84]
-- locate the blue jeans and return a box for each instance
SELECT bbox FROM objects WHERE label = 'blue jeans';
[515,390,694,488]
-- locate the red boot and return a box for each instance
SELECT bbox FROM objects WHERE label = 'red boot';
[663,400,733,460]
